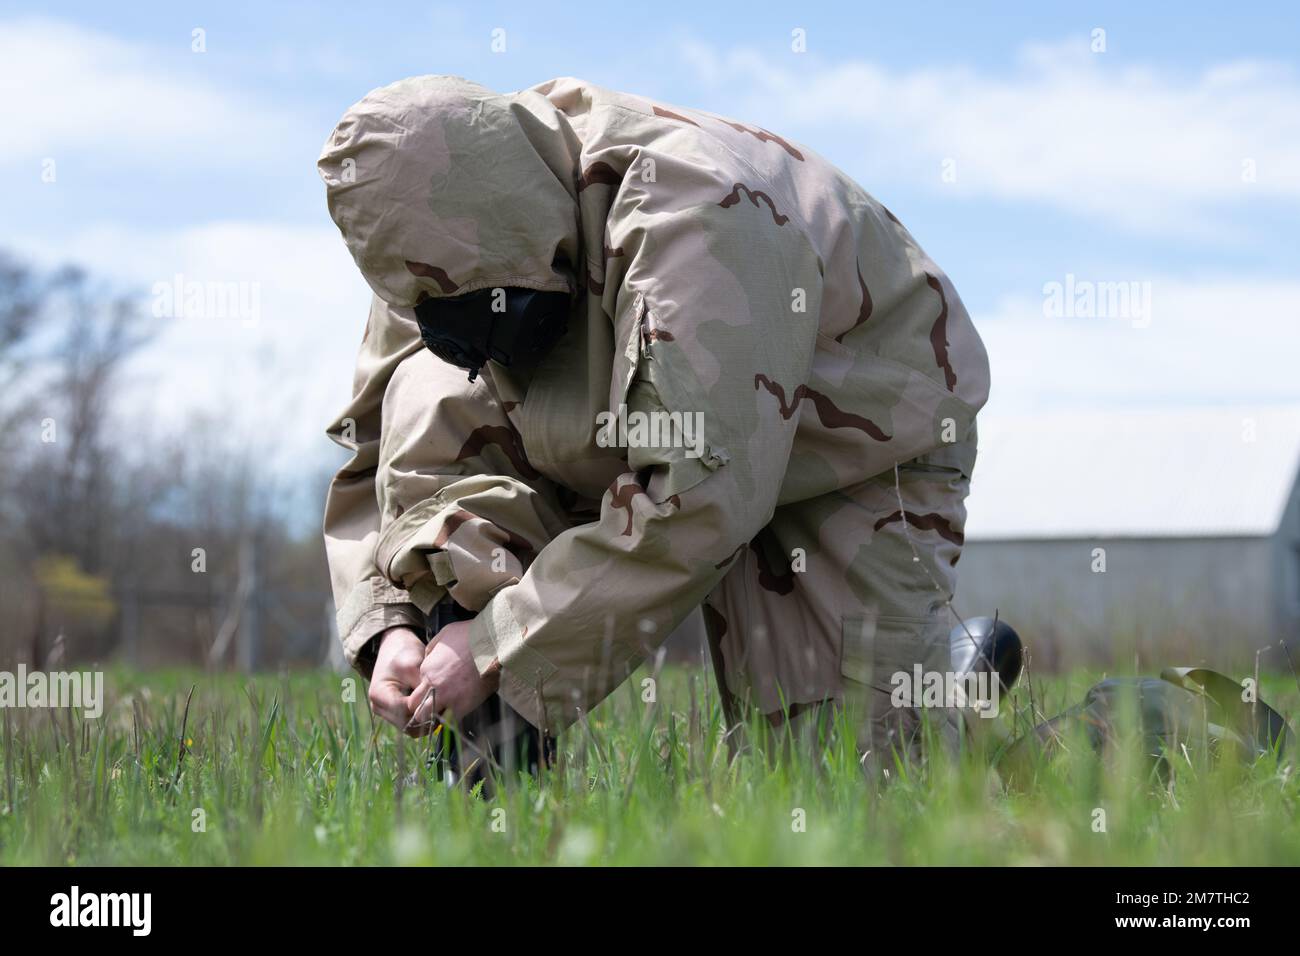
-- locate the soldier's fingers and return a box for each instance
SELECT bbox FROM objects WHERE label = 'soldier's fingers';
[404,681,438,737]
[390,656,424,692]
[369,681,415,729]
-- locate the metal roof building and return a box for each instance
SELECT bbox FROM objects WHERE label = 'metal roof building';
[955,407,1300,670]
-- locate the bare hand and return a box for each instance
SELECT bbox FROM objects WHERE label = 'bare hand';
[366,626,427,730]
[407,620,499,735]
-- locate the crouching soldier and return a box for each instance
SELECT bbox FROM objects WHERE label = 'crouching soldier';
[318,76,991,775]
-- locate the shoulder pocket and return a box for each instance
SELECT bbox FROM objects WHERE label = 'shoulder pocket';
[609,291,728,503]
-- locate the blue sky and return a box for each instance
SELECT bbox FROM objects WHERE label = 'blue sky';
[2,1,1299,502]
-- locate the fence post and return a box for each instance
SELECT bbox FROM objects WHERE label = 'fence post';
[236,536,261,672]
[120,587,138,665]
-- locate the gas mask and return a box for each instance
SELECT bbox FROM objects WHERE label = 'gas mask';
[413,287,571,382]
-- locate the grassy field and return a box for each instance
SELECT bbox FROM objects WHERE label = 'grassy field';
[2,663,1298,865]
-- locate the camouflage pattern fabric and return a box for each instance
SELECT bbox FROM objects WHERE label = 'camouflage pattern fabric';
[318,76,990,748]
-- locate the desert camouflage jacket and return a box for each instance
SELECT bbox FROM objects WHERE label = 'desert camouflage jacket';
[319,76,990,731]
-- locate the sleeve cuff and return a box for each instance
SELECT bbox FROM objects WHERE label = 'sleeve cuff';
[466,610,501,677]
[340,601,426,679]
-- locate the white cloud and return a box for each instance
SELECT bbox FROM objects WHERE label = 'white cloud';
[0,15,368,476]
[676,38,1300,233]
[974,276,1300,414]
[0,16,308,167]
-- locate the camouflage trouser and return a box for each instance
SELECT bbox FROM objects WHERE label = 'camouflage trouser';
[706,431,975,770]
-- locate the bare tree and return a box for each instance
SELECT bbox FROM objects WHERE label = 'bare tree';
[22,268,149,573]
[1,258,149,664]
[0,253,44,472]
[0,249,335,670]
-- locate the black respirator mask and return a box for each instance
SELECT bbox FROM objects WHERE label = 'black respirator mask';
[413,287,571,382]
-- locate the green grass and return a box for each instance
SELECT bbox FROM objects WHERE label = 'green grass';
[1,665,1298,865]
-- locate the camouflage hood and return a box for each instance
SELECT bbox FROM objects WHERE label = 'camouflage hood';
[318,75,580,307]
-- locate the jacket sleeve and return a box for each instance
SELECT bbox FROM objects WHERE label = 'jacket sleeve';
[466,203,825,731]
[325,294,574,677]
[323,294,427,677]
